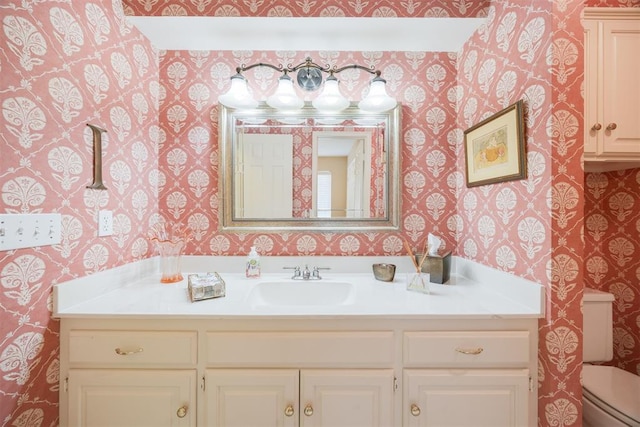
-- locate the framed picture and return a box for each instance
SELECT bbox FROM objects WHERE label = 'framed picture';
[463,100,526,187]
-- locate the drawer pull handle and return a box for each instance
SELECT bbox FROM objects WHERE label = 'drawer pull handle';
[304,404,314,416]
[455,347,483,355]
[591,123,602,131]
[176,406,187,418]
[114,347,144,356]
[284,405,294,417]
[606,122,617,131]
[411,404,421,416]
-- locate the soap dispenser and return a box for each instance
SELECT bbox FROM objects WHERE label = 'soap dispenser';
[246,246,261,278]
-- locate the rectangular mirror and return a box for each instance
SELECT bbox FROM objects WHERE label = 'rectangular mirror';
[219,103,401,231]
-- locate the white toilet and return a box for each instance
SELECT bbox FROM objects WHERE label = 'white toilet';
[583,288,640,427]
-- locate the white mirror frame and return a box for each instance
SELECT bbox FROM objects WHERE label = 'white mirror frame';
[218,102,401,232]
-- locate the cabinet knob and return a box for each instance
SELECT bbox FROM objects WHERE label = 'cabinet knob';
[411,404,421,416]
[606,123,617,131]
[114,347,144,356]
[176,405,188,418]
[304,404,314,416]
[591,123,602,131]
[284,405,294,417]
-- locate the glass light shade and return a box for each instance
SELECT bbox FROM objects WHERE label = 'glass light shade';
[312,75,350,112]
[267,74,304,111]
[218,74,258,109]
[358,76,397,113]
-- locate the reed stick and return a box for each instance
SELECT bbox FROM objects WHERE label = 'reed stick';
[403,239,419,271]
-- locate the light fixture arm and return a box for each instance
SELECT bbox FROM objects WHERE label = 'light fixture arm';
[236,57,380,80]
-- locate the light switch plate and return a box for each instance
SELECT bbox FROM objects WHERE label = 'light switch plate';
[98,210,113,237]
[0,213,62,251]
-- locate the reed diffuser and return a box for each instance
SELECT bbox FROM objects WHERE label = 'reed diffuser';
[404,239,430,294]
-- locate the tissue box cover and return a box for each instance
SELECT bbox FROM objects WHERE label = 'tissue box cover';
[427,250,452,284]
[188,272,226,302]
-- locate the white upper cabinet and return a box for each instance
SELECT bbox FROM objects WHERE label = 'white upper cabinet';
[584,8,640,172]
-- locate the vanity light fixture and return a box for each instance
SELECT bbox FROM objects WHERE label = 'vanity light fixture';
[218,57,397,113]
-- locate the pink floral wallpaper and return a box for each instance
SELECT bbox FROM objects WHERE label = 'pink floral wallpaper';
[584,168,640,375]
[458,1,586,424]
[586,0,640,5]
[0,1,159,425]
[0,0,638,426]
[121,0,490,17]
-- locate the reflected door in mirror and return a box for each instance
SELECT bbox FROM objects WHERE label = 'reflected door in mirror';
[313,132,372,219]
[235,134,293,218]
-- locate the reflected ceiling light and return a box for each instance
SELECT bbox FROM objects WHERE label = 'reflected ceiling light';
[218,57,396,113]
[353,117,386,126]
[314,117,346,125]
[276,117,307,125]
[239,117,267,125]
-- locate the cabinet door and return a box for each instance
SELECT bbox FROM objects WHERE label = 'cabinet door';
[67,369,196,427]
[404,369,529,427]
[205,369,299,427]
[300,369,394,427]
[601,19,640,155]
[583,18,600,156]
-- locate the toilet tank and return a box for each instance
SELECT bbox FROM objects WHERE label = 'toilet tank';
[583,288,614,362]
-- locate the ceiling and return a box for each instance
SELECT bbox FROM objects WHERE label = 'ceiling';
[126,17,486,52]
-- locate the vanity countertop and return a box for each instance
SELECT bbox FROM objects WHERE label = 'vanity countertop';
[53,256,544,320]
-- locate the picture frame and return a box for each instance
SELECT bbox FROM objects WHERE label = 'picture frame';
[463,100,526,187]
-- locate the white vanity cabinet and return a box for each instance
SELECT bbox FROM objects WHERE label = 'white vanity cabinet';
[205,369,394,427]
[583,8,640,172]
[67,369,196,427]
[59,318,537,427]
[204,369,298,427]
[61,329,198,426]
[203,330,395,427]
[402,331,533,426]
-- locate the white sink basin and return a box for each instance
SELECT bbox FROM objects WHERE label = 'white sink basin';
[249,280,355,307]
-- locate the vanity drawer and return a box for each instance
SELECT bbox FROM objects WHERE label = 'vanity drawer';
[403,331,530,368]
[206,331,394,367]
[68,330,197,366]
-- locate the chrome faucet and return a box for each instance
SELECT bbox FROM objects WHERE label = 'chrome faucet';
[283,265,330,280]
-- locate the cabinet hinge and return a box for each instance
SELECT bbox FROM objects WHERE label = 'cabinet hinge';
[393,377,398,392]
[64,377,68,393]
[201,375,206,392]
[529,376,534,392]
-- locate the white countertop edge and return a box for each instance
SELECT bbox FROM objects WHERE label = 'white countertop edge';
[52,312,540,321]
[453,257,545,316]
[53,255,544,318]
[53,257,158,313]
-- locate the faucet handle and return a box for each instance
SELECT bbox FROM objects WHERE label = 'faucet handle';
[283,266,301,279]
[311,267,330,279]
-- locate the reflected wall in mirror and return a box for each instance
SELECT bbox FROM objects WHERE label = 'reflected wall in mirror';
[219,103,401,231]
